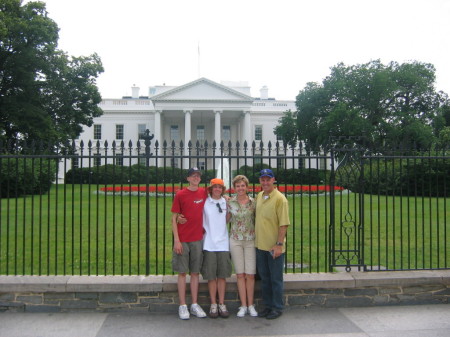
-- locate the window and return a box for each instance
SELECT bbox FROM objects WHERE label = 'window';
[170,125,180,141]
[115,154,123,166]
[72,156,79,169]
[198,161,205,170]
[139,155,147,166]
[254,154,262,166]
[116,124,124,140]
[319,158,327,170]
[277,155,285,169]
[94,153,101,167]
[298,157,305,169]
[222,125,231,142]
[93,124,102,140]
[255,125,262,141]
[138,124,147,139]
[196,125,205,141]
[171,155,179,168]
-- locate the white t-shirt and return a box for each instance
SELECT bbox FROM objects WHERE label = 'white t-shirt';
[202,196,229,251]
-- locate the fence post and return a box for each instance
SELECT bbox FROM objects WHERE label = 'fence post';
[328,146,336,272]
[143,130,154,275]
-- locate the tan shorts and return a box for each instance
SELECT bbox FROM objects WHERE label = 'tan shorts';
[172,240,203,274]
[229,237,256,275]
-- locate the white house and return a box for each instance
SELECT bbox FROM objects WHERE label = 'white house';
[76,77,297,169]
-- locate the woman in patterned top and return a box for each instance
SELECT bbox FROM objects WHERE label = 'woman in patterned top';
[227,175,258,317]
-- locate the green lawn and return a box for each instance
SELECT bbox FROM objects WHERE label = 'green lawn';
[0,184,448,275]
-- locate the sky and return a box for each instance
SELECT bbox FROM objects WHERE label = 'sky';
[36,0,450,101]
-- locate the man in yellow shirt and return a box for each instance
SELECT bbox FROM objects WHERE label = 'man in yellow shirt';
[255,168,290,320]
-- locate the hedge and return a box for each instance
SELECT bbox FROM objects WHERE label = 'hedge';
[335,159,449,197]
[65,164,331,187]
[0,158,57,198]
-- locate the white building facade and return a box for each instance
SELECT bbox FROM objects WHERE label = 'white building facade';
[77,77,297,169]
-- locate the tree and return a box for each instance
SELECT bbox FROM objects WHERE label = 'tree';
[275,60,450,152]
[0,0,103,146]
[273,109,298,147]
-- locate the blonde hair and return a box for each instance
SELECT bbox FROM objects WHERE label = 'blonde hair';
[232,175,249,188]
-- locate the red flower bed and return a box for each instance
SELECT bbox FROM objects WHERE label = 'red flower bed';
[99,185,344,194]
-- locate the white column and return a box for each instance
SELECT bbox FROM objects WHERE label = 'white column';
[243,110,251,145]
[214,110,222,148]
[154,110,161,145]
[154,110,162,166]
[184,110,192,168]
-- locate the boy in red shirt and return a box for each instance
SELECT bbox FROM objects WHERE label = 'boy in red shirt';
[171,167,208,320]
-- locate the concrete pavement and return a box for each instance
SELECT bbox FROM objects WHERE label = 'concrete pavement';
[0,304,449,337]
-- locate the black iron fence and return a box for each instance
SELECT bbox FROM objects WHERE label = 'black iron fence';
[0,136,449,275]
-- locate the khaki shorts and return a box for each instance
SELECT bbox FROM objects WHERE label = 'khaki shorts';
[172,240,203,274]
[229,237,256,275]
[201,251,232,280]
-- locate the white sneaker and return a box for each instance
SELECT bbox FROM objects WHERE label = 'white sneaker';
[190,303,207,318]
[237,306,247,317]
[179,304,190,320]
[248,305,258,317]
[209,303,218,318]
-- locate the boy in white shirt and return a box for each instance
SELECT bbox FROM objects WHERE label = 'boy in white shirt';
[201,178,231,318]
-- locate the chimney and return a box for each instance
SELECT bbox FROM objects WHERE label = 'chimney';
[260,86,268,100]
[131,85,140,99]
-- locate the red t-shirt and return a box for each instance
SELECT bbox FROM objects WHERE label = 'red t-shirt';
[171,187,207,242]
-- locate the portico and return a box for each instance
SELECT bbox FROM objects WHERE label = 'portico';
[150,78,254,147]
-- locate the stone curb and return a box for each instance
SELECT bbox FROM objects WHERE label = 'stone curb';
[0,270,449,293]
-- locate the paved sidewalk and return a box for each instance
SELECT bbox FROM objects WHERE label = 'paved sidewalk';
[0,304,449,337]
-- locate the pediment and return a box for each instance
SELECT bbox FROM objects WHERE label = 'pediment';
[150,78,253,102]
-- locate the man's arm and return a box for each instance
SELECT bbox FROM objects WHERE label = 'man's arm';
[271,225,288,259]
[172,212,183,255]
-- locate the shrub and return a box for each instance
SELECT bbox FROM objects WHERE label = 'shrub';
[64,163,334,188]
[0,158,57,198]
[335,158,450,197]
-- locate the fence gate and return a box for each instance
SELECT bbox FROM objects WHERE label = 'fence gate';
[329,144,366,272]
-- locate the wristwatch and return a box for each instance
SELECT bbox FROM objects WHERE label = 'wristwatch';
[276,241,283,246]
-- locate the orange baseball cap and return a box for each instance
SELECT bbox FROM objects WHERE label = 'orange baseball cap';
[209,178,225,186]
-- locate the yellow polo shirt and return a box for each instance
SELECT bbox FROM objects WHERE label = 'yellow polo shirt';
[255,188,290,252]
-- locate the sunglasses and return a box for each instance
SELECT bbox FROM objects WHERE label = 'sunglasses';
[216,203,223,213]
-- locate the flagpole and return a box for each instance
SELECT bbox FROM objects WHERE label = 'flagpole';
[198,41,200,78]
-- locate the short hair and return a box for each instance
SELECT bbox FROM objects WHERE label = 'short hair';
[207,184,226,196]
[232,175,249,187]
